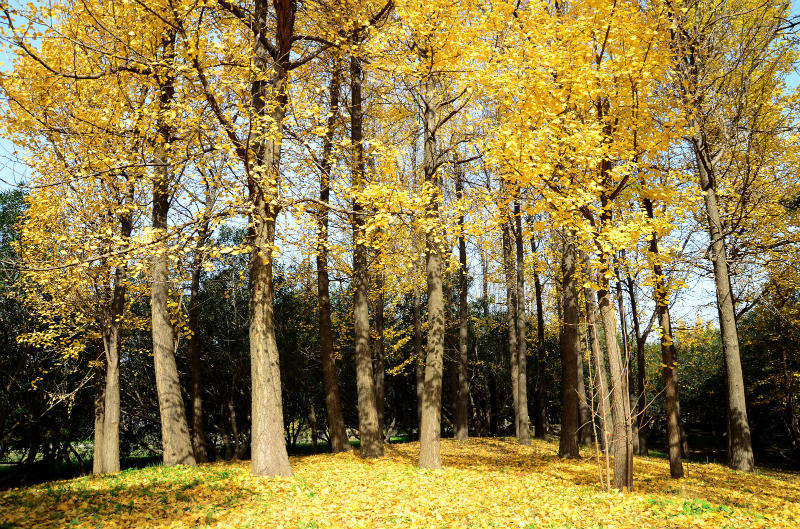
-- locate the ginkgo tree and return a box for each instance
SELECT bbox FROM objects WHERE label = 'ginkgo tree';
[667,0,797,473]
[2,42,146,474]
[483,0,682,490]
[2,0,799,495]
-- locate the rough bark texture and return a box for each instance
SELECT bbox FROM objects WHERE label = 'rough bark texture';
[188,259,209,463]
[597,271,633,490]
[576,347,592,446]
[660,305,685,478]
[373,273,386,438]
[350,46,383,460]
[514,206,530,445]
[93,359,106,475]
[149,30,196,469]
[316,62,349,454]
[643,198,683,477]
[419,72,445,469]
[95,191,132,475]
[530,233,548,438]
[502,222,519,437]
[249,209,292,475]
[615,276,639,457]
[693,129,755,473]
[625,274,649,456]
[454,166,469,441]
[152,180,195,467]
[101,330,121,474]
[247,0,293,476]
[585,283,611,452]
[100,265,127,473]
[481,249,499,437]
[188,201,215,463]
[558,236,581,458]
[420,228,444,467]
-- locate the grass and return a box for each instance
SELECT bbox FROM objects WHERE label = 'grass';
[0,437,798,528]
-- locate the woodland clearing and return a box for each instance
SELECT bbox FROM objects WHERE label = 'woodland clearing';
[1,437,798,529]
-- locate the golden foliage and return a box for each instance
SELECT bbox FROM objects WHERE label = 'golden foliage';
[2,438,798,528]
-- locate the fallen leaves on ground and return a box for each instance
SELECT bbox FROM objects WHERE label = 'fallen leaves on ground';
[1,437,798,528]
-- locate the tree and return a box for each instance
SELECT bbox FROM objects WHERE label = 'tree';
[315,57,350,454]
[667,0,795,472]
[350,32,383,459]
[558,234,581,459]
[454,159,469,441]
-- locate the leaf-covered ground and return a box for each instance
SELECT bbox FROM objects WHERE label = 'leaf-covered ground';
[1,438,799,529]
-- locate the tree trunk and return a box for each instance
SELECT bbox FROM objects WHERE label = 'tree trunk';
[591,136,634,489]
[481,250,498,437]
[98,192,132,475]
[420,223,445,467]
[227,390,241,459]
[530,232,548,439]
[317,61,350,453]
[642,208,689,476]
[310,402,318,451]
[373,272,386,438]
[414,273,424,438]
[419,72,445,469]
[634,334,647,454]
[502,221,519,437]
[150,31,195,469]
[614,273,639,457]
[584,280,611,452]
[454,163,469,441]
[316,62,349,454]
[558,235,581,458]
[576,346,592,446]
[781,346,800,451]
[186,176,218,465]
[93,358,106,475]
[693,128,755,473]
[249,212,293,473]
[247,1,294,476]
[350,44,382,459]
[514,204,530,445]
[152,172,195,468]
[188,248,210,463]
[642,200,683,472]
[660,304,684,478]
[624,273,649,456]
[101,321,121,474]
[220,401,232,460]
[597,265,633,490]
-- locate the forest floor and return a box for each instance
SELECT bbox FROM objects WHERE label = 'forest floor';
[1,437,798,529]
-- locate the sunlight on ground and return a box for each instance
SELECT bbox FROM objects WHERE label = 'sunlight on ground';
[1,438,798,528]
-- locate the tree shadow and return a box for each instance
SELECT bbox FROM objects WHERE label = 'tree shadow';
[385,437,601,486]
[2,437,798,529]
[0,462,259,529]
